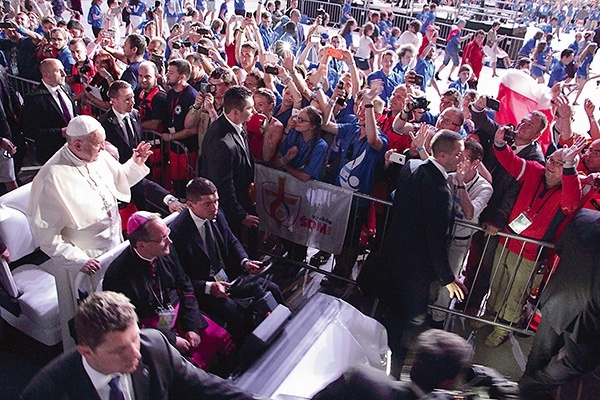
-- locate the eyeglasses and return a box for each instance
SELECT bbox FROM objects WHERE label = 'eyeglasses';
[439,116,461,128]
[546,157,565,167]
[146,228,171,244]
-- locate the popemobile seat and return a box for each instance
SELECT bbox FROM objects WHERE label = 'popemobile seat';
[0,184,61,346]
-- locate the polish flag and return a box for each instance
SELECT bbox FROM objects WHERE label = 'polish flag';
[496,70,553,153]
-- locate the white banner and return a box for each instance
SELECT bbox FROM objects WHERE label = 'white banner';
[255,165,353,254]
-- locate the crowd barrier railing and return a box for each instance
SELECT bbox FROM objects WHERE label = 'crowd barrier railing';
[301,0,525,62]
[256,176,556,337]
[300,0,343,28]
[5,74,39,97]
[143,130,196,195]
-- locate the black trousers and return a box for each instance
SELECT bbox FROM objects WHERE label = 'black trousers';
[519,314,600,400]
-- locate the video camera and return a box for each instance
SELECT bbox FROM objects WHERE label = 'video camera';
[420,365,521,400]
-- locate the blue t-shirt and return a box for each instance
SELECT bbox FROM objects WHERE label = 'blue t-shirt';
[219,2,228,20]
[130,2,146,16]
[518,37,536,56]
[88,4,103,28]
[274,106,293,127]
[578,53,593,76]
[259,25,275,51]
[420,12,436,34]
[279,130,328,179]
[234,0,245,11]
[367,69,403,103]
[343,32,353,49]
[530,52,547,78]
[445,30,461,54]
[548,62,567,87]
[414,57,435,92]
[341,2,351,23]
[332,124,388,197]
[448,79,468,98]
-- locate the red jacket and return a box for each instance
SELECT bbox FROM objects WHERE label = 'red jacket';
[494,145,582,261]
[461,40,484,79]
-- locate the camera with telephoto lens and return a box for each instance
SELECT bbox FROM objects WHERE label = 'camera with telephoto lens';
[78,62,91,74]
[407,96,430,111]
[503,125,517,145]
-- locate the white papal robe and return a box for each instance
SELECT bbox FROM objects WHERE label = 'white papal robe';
[28,144,149,349]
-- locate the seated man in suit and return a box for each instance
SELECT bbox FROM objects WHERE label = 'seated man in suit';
[312,329,474,400]
[103,211,236,375]
[170,177,283,343]
[20,291,260,400]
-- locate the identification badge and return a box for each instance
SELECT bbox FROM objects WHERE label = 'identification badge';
[509,212,533,234]
[157,305,176,329]
[168,126,176,134]
[214,268,229,282]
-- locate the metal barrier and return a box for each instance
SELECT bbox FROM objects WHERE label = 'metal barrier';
[5,74,39,97]
[301,0,525,61]
[257,176,556,338]
[143,130,196,197]
[299,0,343,27]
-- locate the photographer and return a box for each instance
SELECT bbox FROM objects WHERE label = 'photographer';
[461,96,547,318]
[313,330,474,400]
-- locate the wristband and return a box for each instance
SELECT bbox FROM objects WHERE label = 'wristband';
[283,75,292,84]
[417,146,425,152]
[364,103,374,109]
[327,98,335,107]
[456,185,466,190]
[346,61,354,66]
[311,91,318,100]
[314,83,323,91]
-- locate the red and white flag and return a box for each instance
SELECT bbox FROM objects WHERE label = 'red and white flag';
[496,70,553,153]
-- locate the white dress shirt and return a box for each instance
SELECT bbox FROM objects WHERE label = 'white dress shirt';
[82,356,135,400]
[43,81,74,118]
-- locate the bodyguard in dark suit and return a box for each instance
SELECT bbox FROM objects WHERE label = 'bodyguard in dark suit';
[170,178,282,342]
[362,130,466,377]
[20,291,259,400]
[199,86,258,241]
[519,209,600,400]
[100,80,185,215]
[99,80,142,163]
[313,330,474,400]
[23,58,74,164]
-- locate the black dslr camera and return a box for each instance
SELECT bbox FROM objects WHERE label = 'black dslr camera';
[407,96,430,111]
[502,125,517,145]
[78,62,91,74]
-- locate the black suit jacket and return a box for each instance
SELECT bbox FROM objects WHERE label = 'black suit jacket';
[20,329,258,400]
[170,208,247,295]
[539,209,600,343]
[199,115,254,233]
[99,108,143,163]
[23,82,73,163]
[312,365,419,400]
[377,159,455,318]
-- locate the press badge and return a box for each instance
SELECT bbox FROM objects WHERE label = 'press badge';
[168,127,176,134]
[157,305,176,329]
[213,268,229,282]
[509,212,533,234]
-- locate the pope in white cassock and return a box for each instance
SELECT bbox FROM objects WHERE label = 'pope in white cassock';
[28,115,152,349]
